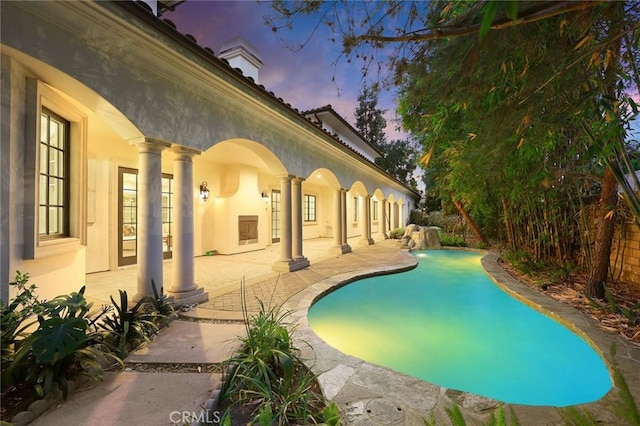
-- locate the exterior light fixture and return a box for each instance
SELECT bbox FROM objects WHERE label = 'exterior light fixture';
[200,181,210,201]
[261,190,269,201]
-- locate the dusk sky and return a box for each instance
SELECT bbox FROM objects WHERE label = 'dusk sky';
[163,0,407,141]
[164,1,639,145]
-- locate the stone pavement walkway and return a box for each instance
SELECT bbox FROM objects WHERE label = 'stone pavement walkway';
[21,240,640,426]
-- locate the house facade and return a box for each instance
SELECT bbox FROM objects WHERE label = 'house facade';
[0,1,419,304]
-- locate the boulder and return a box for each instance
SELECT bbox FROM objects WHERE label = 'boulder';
[401,224,441,250]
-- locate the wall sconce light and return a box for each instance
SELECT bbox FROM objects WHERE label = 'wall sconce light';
[261,190,269,201]
[200,181,210,201]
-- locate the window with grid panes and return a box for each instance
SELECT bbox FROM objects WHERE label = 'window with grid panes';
[39,108,70,238]
[304,194,316,222]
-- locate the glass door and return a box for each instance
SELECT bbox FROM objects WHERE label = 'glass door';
[161,176,173,258]
[118,167,173,267]
[271,189,281,243]
[118,167,138,266]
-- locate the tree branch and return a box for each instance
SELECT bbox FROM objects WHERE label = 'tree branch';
[348,1,601,45]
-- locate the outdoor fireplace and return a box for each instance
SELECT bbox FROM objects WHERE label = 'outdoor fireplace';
[238,215,258,245]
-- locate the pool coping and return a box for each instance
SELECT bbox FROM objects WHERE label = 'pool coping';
[283,248,640,425]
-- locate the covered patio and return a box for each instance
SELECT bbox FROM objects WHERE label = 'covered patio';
[84,236,380,314]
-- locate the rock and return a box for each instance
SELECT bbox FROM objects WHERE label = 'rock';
[28,399,52,417]
[11,410,35,426]
[404,224,441,250]
[424,227,441,249]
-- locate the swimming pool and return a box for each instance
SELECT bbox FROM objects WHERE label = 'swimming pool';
[308,250,612,406]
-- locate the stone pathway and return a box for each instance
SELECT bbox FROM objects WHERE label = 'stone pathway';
[27,321,246,426]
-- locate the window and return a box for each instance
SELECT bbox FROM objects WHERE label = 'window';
[24,79,87,259]
[353,196,359,222]
[372,200,379,221]
[304,194,316,222]
[39,108,70,239]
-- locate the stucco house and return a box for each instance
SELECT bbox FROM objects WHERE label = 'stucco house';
[0,0,419,305]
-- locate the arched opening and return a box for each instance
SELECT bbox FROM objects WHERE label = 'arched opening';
[196,139,288,255]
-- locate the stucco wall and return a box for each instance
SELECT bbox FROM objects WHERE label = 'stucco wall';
[611,221,640,287]
[1,56,91,301]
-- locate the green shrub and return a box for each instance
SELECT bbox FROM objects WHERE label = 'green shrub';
[1,272,42,372]
[388,227,405,239]
[501,250,545,275]
[439,233,467,247]
[220,281,332,425]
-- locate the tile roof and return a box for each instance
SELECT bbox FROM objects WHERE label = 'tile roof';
[117,1,419,196]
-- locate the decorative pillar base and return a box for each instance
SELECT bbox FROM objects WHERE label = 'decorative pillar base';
[330,244,352,255]
[359,238,375,246]
[166,287,209,307]
[272,258,310,272]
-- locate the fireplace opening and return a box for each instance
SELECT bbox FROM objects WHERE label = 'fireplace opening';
[239,215,258,245]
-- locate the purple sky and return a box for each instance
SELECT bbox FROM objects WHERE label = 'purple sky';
[164,1,639,147]
[163,0,407,141]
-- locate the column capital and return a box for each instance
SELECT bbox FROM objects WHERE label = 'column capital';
[171,145,202,158]
[292,176,305,184]
[128,137,172,152]
[276,173,296,180]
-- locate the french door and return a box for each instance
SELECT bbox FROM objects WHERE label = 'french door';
[271,189,281,243]
[117,167,173,266]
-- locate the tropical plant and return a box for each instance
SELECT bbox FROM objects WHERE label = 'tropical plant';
[3,281,119,400]
[149,279,174,327]
[99,289,161,359]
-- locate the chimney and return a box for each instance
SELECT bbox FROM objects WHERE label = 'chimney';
[219,37,263,84]
[140,1,185,17]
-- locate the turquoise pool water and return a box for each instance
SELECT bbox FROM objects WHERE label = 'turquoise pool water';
[308,250,612,406]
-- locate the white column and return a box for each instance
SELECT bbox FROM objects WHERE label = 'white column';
[168,146,207,305]
[359,195,373,246]
[291,177,309,267]
[380,198,388,239]
[366,195,374,244]
[332,189,342,248]
[273,175,307,271]
[132,138,170,301]
[330,188,350,254]
[390,202,397,230]
[340,189,351,253]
